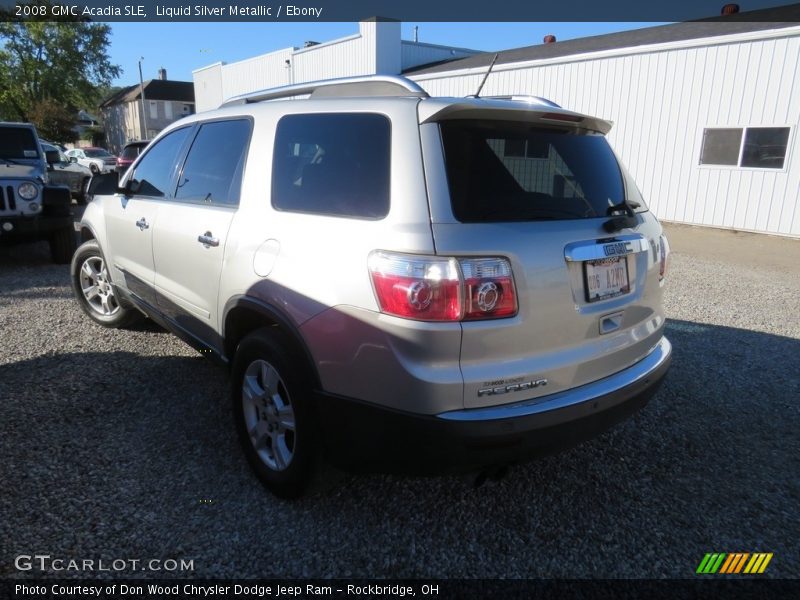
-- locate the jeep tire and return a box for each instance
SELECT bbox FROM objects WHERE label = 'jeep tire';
[49,226,76,264]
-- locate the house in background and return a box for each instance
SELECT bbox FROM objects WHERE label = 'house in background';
[100,69,195,153]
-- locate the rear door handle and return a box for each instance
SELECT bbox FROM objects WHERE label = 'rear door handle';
[197,231,219,247]
[135,217,149,230]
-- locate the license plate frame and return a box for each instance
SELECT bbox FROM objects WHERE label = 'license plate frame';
[583,256,631,303]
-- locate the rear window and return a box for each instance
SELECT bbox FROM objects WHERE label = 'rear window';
[440,120,628,222]
[271,113,390,219]
[121,144,146,160]
[84,148,113,158]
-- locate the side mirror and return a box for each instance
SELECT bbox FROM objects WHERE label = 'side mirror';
[86,171,124,201]
[69,156,78,164]
[44,149,60,166]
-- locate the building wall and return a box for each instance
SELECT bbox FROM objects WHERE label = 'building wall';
[194,21,402,109]
[192,21,479,110]
[102,103,130,154]
[193,62,226,113]
[221,49,294,100]
[142,99,194,138]
[411,27,800,236]
[401,40,480,71]
[103,99,195,153]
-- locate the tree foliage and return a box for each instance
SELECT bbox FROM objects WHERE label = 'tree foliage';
[27,98,76,142]
[0,18,121,124]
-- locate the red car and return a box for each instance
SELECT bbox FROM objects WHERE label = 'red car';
[116,140,150,178]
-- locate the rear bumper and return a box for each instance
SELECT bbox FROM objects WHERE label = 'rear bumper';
[315,336,672,473]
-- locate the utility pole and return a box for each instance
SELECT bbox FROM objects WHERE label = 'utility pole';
[138,57,148,140]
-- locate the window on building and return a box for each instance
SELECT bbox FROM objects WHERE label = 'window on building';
[149,100,158,120]
[740,127,791,169]
[699,128,742,166]
[130,127,192,197]
[700,127,790,169]
[271,113,391,219]
[175,119,251,206]
[164,102,173,120]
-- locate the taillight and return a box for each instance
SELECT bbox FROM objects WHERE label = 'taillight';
[461,258,517,320]
[368,251,517,322]
[658,234,670,281]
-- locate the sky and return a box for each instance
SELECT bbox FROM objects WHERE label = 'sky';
[108,22,668,86]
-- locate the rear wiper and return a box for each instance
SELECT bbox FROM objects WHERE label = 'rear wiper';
[603,200,640,232]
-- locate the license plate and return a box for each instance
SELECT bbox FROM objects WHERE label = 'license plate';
[584,257,630,302]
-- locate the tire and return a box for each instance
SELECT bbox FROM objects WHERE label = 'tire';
[89,163,99,175]
[76,177,90,205]
[49,226,76,264]
[70,239,142,328]
[231,328,318,499]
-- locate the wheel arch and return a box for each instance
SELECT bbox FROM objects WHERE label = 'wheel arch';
[223,296,321,390]
[79,223,96,243]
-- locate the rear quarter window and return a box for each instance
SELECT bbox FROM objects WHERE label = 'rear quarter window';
[271,113,390,219]
[440,120,630,222]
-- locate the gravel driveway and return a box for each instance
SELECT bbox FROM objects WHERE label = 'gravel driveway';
[1,223,798,579]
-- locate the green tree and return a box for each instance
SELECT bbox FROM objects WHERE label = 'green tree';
[27,98,76,142]
[0,18,121,125]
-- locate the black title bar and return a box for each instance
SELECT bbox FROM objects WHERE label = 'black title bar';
[1,0,800,22]
[4,579,800,600]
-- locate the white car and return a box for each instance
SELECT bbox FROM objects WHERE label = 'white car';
[65,147,117,174]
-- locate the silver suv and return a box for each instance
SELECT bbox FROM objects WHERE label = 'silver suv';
[71,76,672,498]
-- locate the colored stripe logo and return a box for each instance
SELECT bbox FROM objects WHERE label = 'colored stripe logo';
[696,553,773,574]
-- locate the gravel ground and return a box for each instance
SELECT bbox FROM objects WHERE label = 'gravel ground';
[1,224,798,579]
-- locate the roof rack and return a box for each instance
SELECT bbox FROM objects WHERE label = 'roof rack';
[484,95,561,108]
[221,75,429,107]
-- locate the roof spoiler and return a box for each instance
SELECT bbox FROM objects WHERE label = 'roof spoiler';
[419,98,613,135]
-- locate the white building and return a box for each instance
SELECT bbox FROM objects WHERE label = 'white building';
[193,8,800,236]
[193,20,480,113]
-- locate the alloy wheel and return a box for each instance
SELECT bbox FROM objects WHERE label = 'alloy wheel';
[241,359,297,471]
[79,256,120,316]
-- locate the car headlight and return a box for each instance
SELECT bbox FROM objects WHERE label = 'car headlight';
[18,182,38,200]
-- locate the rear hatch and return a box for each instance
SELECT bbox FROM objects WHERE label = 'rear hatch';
[419,99,667,409]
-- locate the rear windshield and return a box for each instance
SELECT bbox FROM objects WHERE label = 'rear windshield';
[0,128,40,159]
[121,144,146,160]
[84,148,113,158]
[440,120,628,222]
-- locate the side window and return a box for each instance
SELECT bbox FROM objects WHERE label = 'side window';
[272,113,390,219]
[130,127,191,198]
[175,119,251,206]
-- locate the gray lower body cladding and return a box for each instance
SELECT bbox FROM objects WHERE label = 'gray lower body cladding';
[314,337,671,473]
